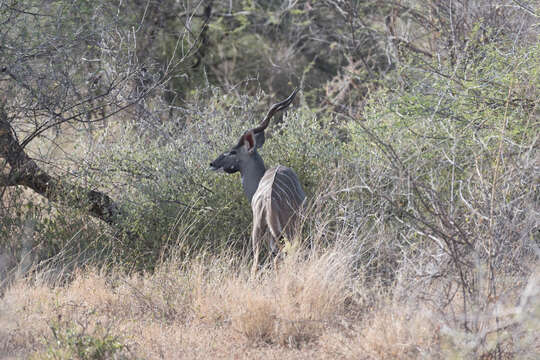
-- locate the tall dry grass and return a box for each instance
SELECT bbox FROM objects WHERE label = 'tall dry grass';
[1,158,539,358]
[1,231,538,359]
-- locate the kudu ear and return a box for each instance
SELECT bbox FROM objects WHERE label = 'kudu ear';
[243,131,257,153]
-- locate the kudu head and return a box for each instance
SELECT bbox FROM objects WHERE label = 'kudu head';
[209,89,299,174]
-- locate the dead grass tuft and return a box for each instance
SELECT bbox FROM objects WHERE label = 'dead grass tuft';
[189,247,352,347]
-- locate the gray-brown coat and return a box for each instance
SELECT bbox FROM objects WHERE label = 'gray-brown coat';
[251,165,305,269]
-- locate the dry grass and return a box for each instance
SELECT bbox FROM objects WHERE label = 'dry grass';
[0,241,538,360]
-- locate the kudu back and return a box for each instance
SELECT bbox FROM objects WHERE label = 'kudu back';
[210,89,305,273]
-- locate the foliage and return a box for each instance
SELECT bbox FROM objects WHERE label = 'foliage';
[43,319,125,360]
[1,0,537,264]
[343,30,538,330]
[80,89,347,267]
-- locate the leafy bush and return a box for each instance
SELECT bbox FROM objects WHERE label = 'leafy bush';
[44,319,125,360]
[82,88,347,267]
[342,36,539,330]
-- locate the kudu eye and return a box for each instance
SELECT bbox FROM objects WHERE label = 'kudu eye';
[229,150,237,155]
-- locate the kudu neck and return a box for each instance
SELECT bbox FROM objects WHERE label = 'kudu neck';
[240,151,266,203]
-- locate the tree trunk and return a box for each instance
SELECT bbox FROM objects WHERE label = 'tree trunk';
[1,110,123,228]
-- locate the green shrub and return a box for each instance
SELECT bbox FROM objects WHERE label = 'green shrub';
[343,38,539,287]
[84,89,347,267]
[43,319,125,360]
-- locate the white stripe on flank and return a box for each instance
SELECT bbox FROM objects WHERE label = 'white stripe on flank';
[252,165,305,242]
